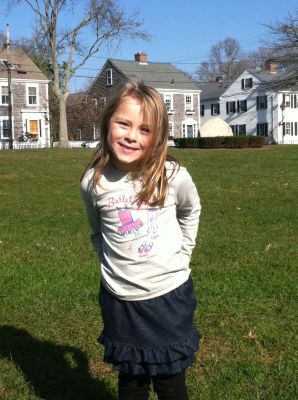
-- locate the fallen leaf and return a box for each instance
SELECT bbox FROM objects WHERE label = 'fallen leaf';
[243,331,258,340]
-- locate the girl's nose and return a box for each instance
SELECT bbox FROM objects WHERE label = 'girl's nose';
[125,127,138,141]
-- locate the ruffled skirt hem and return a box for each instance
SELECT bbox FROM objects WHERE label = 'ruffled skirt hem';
[99,326,200,376]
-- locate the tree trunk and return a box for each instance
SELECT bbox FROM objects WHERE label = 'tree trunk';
[58,93,69,147]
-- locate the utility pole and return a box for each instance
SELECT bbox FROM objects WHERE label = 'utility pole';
[5,24,13,149]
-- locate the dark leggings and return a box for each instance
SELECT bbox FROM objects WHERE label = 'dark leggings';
[118,370,189,400]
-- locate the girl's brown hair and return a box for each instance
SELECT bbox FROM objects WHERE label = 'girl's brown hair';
[82,80,177,206]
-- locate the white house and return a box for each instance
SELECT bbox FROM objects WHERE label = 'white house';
[200,61,298,144]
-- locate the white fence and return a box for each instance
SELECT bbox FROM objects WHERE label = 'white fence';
[0,141,46,150]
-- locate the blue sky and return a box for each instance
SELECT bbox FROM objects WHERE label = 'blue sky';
[1,0,297,91]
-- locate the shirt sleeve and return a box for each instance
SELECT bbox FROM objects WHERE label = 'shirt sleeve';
[175,168,201,261]
[80,171,103,260]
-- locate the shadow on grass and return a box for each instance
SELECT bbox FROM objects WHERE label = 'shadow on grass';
[0,325,116,400]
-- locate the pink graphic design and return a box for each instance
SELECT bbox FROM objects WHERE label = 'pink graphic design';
[138,242,153,257]
[118,208,143,236]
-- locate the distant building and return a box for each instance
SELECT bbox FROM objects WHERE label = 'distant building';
[200,61,298,144]
[87,52,201,138]
[0,48,51,148]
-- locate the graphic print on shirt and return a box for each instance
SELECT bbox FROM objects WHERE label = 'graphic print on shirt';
[118,207,143,236]
[138,241,153,257]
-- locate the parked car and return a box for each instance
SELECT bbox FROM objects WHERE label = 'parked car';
[81,141,99,148]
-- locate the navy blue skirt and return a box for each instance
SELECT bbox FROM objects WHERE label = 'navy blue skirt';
[98,278,200,376]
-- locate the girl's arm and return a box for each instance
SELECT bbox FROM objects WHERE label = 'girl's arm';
[176,169,201,262]
[80,173,103,260]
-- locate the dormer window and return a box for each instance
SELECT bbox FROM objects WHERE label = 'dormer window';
[106,69,113,86]
[241,78,253,89]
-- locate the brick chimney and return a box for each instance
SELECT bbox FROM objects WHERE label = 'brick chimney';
[265,59,277,73]
[134,52,148,63]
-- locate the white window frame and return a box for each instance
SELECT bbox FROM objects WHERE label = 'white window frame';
[164,94,173,111]
[285,122,291,135]
[0,116,13,139]
[185,94,193,111]
[26,83,39,106]
[106,69,113,86]
[0,85,9,105]
[284,94,291,108]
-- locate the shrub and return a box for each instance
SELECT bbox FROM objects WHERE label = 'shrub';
[173,138,200,148]
[248,135,265,148]
[173,136,265,149]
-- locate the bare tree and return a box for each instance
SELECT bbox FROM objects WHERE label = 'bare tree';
[263,9,298,88]
[7,0,149,147]
[196,37,249,83]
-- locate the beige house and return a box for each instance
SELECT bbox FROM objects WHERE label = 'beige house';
[0,48,51,148]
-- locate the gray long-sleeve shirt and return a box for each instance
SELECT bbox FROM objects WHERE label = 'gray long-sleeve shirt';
[80,162,201,301]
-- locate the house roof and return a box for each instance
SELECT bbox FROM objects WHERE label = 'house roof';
[199,81,232,100]
[108,58,199,90]
[0,48,48,81]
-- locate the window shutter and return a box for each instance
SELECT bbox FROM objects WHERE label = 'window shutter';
[211,104,214,115]
[291,95,294,108]
[265,96,267,109]
[283,93,285,105]
[256,96,259,110]
[295,95,297,108]
[265,123,268,136]
[244,100,247,112]
[257,123,259,135]
[218,104,220,114]
[283,122,285,135]
[291,122,294,135]
[226,102,229,114]
[241,79,244,89]
[237,100,240,112]
[295,122,297,135]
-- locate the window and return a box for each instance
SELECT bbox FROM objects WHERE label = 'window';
[27,85,38,105]
[226,101,236,114]
[285,122,291,135]
[0,118,10,139]
[256,95,267,110]
[237,100,247,112]
[1,86,8,105]
[284,94,291,107]
[106,69,113,86]
[211,103,220,115]
[164,94,173,111]
[185,94,193,111]
[99,97,106,107]
[241,78,253,89]
[257,123,268,136]
[231,124,246,135]
[238,124,246,135]
[168,122,173,137]
[200,104,205,117]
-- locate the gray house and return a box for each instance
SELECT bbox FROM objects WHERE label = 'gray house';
[88,52,201,138]
[0,48,51,148]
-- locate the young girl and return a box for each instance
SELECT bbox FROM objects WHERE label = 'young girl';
[81,81,201,400]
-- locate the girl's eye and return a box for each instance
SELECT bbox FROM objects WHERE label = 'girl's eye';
[140,126,150,134]
[118,121,128,128]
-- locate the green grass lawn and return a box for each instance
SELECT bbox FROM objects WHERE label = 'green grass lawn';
[0,146,297,400]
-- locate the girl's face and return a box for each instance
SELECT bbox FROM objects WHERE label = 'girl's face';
[107,96,152,172]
